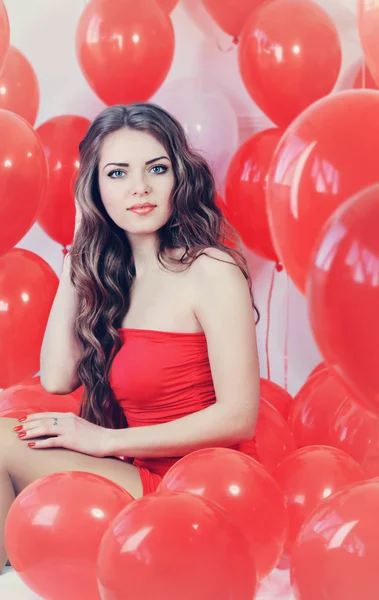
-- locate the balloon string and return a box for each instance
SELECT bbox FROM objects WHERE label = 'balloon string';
[362,57,367,89]
[265,263,278,380]
[283,272,290,391]
[61,247,70,275]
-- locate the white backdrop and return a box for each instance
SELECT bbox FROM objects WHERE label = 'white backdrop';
[4,0,364,395]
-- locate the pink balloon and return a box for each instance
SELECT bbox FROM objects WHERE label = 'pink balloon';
[155,78,238,191]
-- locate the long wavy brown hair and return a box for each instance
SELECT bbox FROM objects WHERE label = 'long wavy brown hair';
[70,102,259,429]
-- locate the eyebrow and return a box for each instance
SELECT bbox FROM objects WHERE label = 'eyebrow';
[102,156,170,170]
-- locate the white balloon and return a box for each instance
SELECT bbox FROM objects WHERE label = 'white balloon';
[155,77,238,192]
[181,0,221,39]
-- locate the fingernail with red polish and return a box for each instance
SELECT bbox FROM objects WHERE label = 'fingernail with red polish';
[18,417,27,422]
[18,432,26,438]
[14,426,23,432]
[28,442,35,448]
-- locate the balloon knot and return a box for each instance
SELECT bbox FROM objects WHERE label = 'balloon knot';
[217,37,236,53]
[275,262,284,272]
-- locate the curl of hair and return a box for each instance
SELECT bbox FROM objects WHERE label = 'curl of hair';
[69,103,259,429]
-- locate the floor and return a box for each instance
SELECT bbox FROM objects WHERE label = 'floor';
[0,567,295,598]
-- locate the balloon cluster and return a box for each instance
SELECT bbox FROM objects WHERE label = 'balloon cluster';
[284,364,379,599]
[4,370,379,599]
[3,446,284,599]
[218,0,379,420]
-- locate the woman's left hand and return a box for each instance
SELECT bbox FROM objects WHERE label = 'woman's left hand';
[14,412,111,458]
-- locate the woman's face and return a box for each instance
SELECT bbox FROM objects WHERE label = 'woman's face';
[98,128,175,234]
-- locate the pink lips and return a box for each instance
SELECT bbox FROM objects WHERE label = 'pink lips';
[129,206,156,215]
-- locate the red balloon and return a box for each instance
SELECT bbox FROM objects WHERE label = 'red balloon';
[22,375,84,403]
[21,375,46,386]
[260,378,293,420]
[358,0,379,89]
[201,0,265,38]
[0,249,59,388]
[0,406,43,420]
[5,472,134,600]
[329,398,379,479]
[307,361,327,380]
[0,110,48,257]
[291,480,379,600]
[240,399,296,471]
[157,0,178,12]
[76,0,175,105]
[0,46,39,125]
[255,398,297,471]
[36,115,90,247]
[238,0,341,128]
[98,491,257,600]
[272,446,365,553]
[158,448,287,580]
[267,90,379,293]
[0,0,10,71]
[225,129,282,262]
[0,381,81,416]
[308,184,379,414]
[289,370,346,447]
[289,370,379,477]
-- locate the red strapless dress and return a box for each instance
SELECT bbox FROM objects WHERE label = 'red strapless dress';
[109,328,258,494]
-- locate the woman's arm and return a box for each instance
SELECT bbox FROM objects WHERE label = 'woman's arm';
[40,253,82,394]
[40,204,83,394]
[105,249,260,458]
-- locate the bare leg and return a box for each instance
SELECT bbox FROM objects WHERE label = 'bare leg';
[0,469,15,571]
[0,417,143,572]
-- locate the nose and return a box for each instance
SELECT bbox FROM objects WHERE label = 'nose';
[131,173,151,197]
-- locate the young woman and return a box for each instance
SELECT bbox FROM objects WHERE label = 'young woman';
[0,103,260,571]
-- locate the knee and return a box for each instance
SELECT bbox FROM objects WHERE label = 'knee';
[0,417,17,431]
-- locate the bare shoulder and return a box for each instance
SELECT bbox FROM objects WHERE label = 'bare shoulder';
[189,247,242,282]
[196,247,237,263]
[188,247,253,324]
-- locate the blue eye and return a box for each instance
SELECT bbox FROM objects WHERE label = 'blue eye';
[108,170,125,178]
[151,165,168,174]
